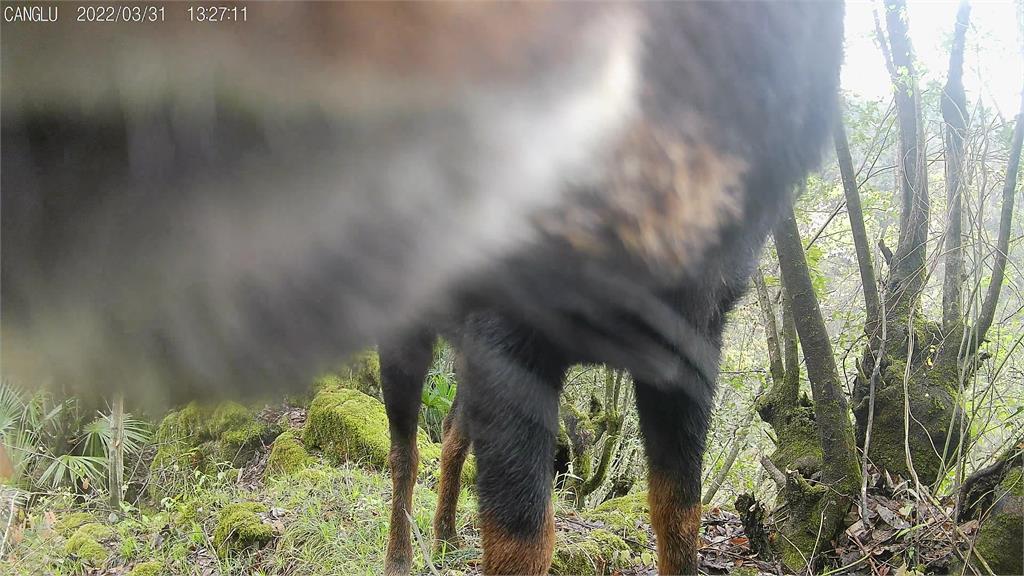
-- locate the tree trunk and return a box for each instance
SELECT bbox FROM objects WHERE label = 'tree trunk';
[769,208,861,568]
[108,393,125,511]
[852,0,955,485]
[940,1,970,331]
[754,271,817,478]
[883,0,929,317]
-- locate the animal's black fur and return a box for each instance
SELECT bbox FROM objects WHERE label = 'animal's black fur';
[372,4,845,573]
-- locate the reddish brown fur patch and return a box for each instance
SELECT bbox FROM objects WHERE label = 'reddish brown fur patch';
[433,417,471,548]
[385,439,419,576]
[307,3,602,82]
[648,472,701,575]
[480,504,555,575]
[542,121,747,274]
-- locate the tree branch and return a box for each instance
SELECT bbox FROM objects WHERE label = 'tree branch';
[835,120,880,333]
[974,83,1024,345]
[754,269,785,388]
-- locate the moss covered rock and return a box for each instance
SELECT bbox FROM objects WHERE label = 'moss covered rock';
[310,349,383,400]
[594,491,649,516]
[972,467,1023,576]
[303,386,440,472]
[55,512,96,537]
[213,502,274,557]
[149,405,216,502]
[583,491,651,550]
[128,561,164,576]
[344,349,382,397]
[64,523,115,566]
[149,402,276,500]
[265,429,313,479]
[154,402,205,445]
[551,528,634,575]
[304,387,391,467]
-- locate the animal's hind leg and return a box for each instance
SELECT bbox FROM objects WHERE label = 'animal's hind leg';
[433,384,470,551]
[461,314,566,575]
[634,381,712,576]
[380,329,435,576]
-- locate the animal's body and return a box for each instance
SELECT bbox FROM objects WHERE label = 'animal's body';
[1,3,844,574]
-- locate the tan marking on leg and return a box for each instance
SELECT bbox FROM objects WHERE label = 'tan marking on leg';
[480,503,555,575]
[433,419,471,550]
[648,471,701,575]
[384,439,418,576]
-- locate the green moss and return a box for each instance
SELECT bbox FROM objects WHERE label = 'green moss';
[972,468,1023,575]
[551,528,632,575]
[581,501,650,551]
[265,429,313,479]
[218,421,274,466]
[150,402,274,497]
[1005,467,1024,498]
[311,373,345,396]
[864,379,952,483]
[594,491,649,516]
[770,407,823,477]
[213,502,274,557]
[973,513,1023,575]
[311,349,383,399]
[293,468,330,485]
[207,402,277,466]
[55,512,95,537]
[148,441,211,501]
[585,500,647,549]
[128,561,164,576]
[303,387,438,472]
[345,349,381,396]
[64,523,115,566]
[304,387,391,467]
[149,404,216,501]
[154,402,205,445]
[775,476,830,572]
[209,402,253,437]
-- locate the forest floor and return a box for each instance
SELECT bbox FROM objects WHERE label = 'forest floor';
[0,387,998,576]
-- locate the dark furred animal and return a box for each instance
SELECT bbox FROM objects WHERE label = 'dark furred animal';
[1,3,844,575]
[373,4,845,574]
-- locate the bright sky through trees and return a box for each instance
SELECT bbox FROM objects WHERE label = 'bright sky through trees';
[843,1,1023,116]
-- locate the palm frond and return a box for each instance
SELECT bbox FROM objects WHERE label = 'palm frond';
[38,454,106,491]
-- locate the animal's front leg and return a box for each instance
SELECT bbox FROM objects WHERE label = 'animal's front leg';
[380,329,435,576]
[460,314,566,575]
[433,389,471,551]
[634,381,712,575]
